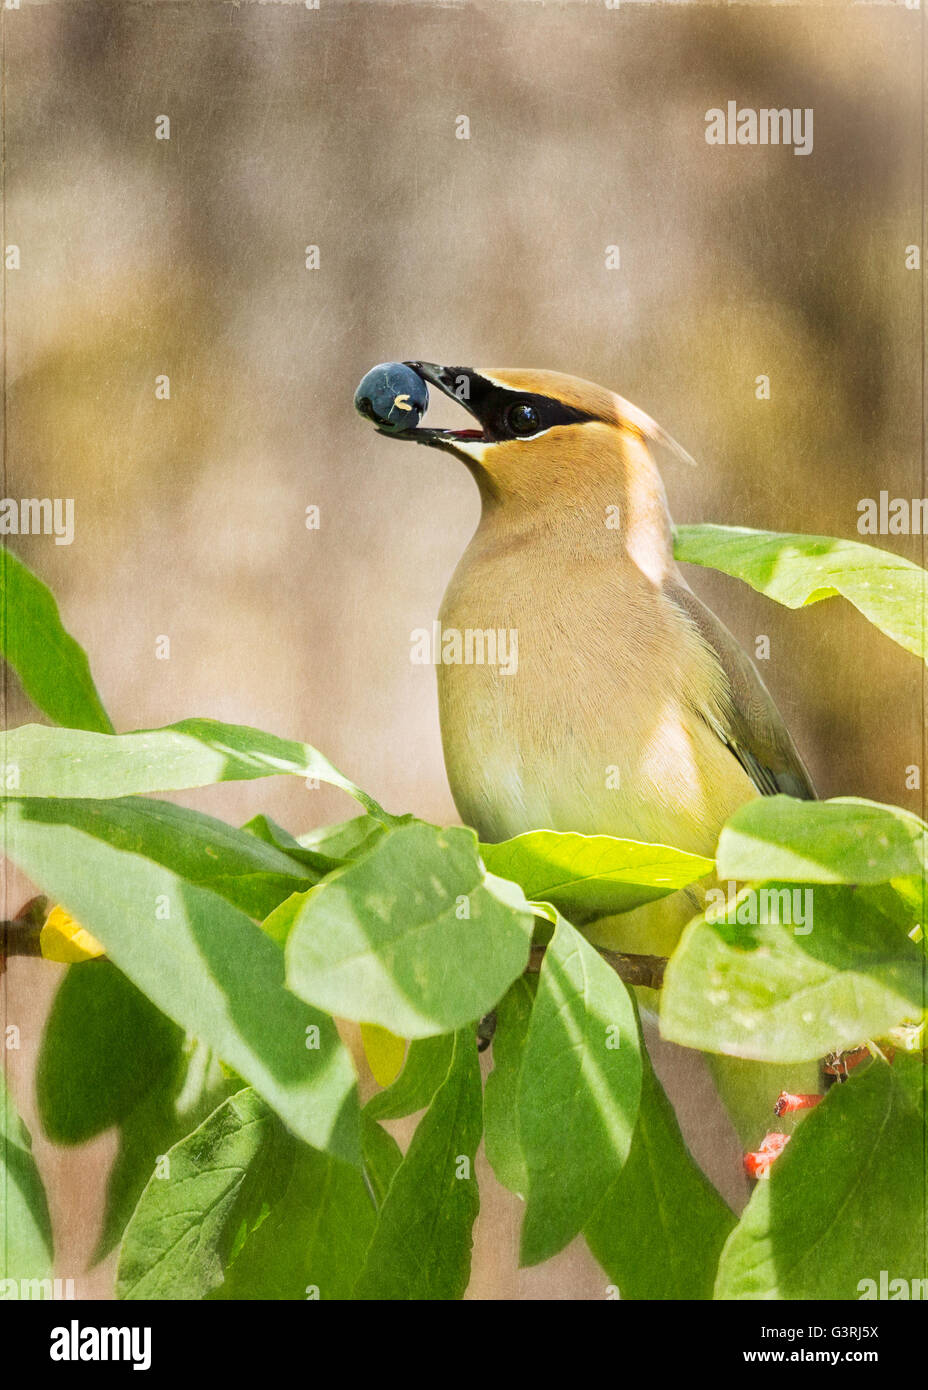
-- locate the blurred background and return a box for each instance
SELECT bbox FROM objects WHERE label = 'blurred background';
[1,0,924,1299]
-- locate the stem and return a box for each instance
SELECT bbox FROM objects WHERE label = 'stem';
[526,942,667,990]
[0,895,48,969]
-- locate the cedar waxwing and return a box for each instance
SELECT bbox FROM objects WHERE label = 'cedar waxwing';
[367,361,815,963]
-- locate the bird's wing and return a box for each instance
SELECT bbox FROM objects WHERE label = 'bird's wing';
[664,577,817,800]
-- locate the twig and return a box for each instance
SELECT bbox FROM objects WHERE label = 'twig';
[526,942,667,990]
[476,1010,497,1051]
[0,895,48,971]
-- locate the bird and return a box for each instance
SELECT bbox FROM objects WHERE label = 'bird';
[363,363,813,920]
[358,359,820,1148]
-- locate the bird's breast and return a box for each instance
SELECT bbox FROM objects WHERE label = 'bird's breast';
[436,540,755,854]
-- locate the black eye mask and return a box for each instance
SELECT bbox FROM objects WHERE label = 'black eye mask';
[401,362,597,445]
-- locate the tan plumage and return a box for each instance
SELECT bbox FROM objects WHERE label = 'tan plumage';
[391,363,814,956]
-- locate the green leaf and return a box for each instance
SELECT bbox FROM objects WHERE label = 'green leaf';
[0,1074,53,1284]
[518,915,642,1266]
[26,797,319,923]
[488,971,736,1298]
[480,830,713,921]
[117,1089,289,1300]
[2,798,361,1160]
[36,963,236,1260]
[715,1057,927,1299]
[360,1113,404,1207]
[354,1029,482,1300]
[483,976,536,1197]
[661,883,925,1062]
[674,524,928,665]
[148,1094,392,1301]
[258,892,305,948]
[585,1055,735,1299]
[219,1130,377,1300]
[96,1040,235,1263]
[286,822,535,1039]
[37,960,182,1143]
[0,548,113,733]
[718,795,928,886]
[487,973,693,1253]
[363,1033,456,1121]
[0,717,388,817]
[298,815,388,860]
[240,814,347,877]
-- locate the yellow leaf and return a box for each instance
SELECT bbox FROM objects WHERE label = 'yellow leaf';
[40,905,106,964]
[360,1022,406,1088]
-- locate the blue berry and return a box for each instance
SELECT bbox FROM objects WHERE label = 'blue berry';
[354,362,429,433]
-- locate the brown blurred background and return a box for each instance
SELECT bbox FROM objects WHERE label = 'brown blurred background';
[1,0,924,1299]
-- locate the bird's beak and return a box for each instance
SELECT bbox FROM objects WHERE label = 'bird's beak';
[388,361,490,457]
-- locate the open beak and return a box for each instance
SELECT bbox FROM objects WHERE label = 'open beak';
[389,361,488,453]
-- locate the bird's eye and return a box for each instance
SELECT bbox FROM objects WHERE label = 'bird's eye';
[505,401,541,436]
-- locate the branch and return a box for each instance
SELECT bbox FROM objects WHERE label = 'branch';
[0,896,48,971]
[526,942,667,990]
